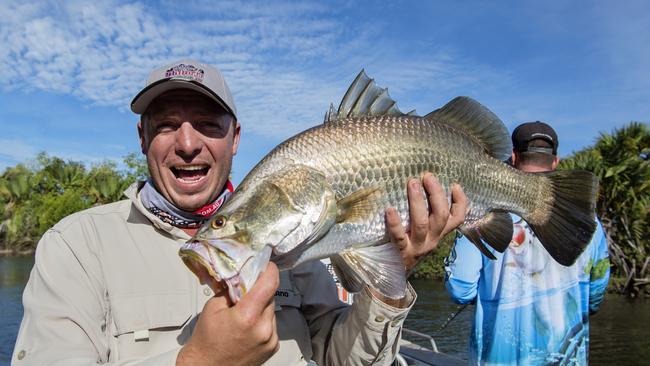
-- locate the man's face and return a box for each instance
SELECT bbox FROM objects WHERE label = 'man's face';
[138,89,240,211]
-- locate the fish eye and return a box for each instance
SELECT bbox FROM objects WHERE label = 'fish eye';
[211,215,227,229]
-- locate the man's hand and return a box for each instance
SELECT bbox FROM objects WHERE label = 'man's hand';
[386,173,468,272]
[177,263,280,366]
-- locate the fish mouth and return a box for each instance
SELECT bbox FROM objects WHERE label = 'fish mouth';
[179,240,272,303]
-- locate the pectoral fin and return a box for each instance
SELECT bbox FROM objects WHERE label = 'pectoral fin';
[336,186,383,224]
[330,242,407,300]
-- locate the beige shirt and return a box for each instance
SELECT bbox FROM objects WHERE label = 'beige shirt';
[12,183,414,365]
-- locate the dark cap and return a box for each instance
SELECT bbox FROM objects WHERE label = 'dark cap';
[512,121,558,155]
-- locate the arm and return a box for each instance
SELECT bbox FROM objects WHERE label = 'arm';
[444,234,483,304]
[12,229,180,366]
[292,261,415,366]
[588,220,610,314]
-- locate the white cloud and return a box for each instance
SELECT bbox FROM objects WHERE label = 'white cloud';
[0,0,503,140]
[0,1,338,137]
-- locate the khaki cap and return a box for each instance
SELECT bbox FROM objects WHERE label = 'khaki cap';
[131,59,236,118]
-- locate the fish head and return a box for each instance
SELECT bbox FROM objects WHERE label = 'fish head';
[180,165,337,302]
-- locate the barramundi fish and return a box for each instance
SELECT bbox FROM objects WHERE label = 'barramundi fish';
[179,70,598,303]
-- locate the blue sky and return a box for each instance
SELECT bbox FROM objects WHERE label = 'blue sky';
[0,0,648,184]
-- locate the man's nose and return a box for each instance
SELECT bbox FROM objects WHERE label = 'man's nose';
[175,122,202,159]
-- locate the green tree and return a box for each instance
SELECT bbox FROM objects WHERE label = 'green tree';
[0,165,33,207]
[0,165,35,251]
[123,152,149,182]
[86,161,132,204]
[410,233,455,280]
[37,189,92,234]
[34,153,86,194]
[0,152,145,253]
[559,121,649,296]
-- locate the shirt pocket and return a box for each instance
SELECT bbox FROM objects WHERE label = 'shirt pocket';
[111,290,192,338]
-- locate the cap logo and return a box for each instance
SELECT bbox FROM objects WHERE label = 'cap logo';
[531,132,553,142]
[165,64,204,83]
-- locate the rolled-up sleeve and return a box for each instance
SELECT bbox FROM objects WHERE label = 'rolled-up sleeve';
[292,261,415,365]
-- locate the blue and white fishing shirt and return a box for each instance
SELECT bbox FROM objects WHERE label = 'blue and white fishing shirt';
[445,216,610,365]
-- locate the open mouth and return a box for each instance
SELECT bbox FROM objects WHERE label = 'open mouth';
[179,240,273,303]
[180,240,246,302]
[171,164,210,182]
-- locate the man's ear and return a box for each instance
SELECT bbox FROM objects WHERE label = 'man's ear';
[137,120,147,154]
[231,121,241,156]
[551,156,560,170]
[510,150,518,167]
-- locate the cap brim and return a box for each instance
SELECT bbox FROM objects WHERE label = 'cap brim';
[130,79,235,117]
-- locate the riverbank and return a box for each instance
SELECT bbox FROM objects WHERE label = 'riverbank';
[0,249,34,256]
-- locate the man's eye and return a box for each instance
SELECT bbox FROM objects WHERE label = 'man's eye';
[202,120,222,128]
[199,121,226,134]
[156,122,177,132]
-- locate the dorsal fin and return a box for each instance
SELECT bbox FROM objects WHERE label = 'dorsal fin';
[324,70,413,123]
[425,97,512,161]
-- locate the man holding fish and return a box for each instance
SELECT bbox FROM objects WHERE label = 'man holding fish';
[12,59,468,365]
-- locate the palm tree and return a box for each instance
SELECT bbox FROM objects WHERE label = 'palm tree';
[86,163,131,204]
[0,165,35,251]
[36,155,86,193]
[560,121,649,296]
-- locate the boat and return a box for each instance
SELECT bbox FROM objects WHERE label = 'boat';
[396,328,465,366]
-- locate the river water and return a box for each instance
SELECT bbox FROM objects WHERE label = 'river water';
[403,278,650,365]
[1,256,648,365]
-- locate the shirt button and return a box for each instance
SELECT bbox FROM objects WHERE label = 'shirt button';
[374,315,385,322]
[17,350,26,360]
[203,287,213,296]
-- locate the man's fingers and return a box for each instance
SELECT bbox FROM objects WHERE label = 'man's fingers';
[407,178,429,243]
[422,173,450,236]
[444,183,468,234]
[238,262,279,318]
[385,207,408,250]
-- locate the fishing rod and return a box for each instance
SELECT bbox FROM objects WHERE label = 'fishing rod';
[434,303,469,333]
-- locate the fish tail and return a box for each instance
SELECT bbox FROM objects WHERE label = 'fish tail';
[524,170,599,266]
[330,242,407,299]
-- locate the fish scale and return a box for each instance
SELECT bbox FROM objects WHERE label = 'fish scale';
[181,71,598,303]
[262,116,520,226]
[250,116,528,268]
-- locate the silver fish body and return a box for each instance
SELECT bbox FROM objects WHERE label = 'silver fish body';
[251,116,520,258]
[180,71,598,303]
